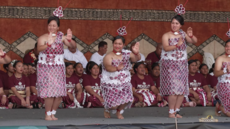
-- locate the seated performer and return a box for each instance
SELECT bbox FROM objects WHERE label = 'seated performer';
[200,63,218,102]
[90,41,108,65]
[8,61,37,109]
[28,63,36,75]
[188,60,212,106]
[0,79,10,109]
[62,62,83,108]
[3,59,16,96]
[29,62,44,108]
[23,63,29,77]
[83,62,104,108]
[131,62,161,107]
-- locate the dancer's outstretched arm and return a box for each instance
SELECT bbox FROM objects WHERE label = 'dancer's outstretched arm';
[62,29,76,48]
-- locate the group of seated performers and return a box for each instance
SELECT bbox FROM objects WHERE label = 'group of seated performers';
[0,56,218,109]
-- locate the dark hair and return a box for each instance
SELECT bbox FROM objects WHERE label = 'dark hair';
[188,60,197,65]
[199,63,208,70]
[98,41,108,49]
[86,61,98,74]
[113,35,125,44]
[27,63,35,67]
[3,63,10,71]
[48,16,60,27]
[74,62,82,68]
[194,59,200,63]
[65,62,74,68]
[225,39,230,46]
[151,63,159,70]
[13,61,22,68]
[209,63,215,73]
[34,42,38,48]
[133,62,145,73]
[171,15,184,25]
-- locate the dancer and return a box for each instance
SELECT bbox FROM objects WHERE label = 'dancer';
[101,35,140,119]
[36,3,76,120]
[215,39,230,116]
[160,2,197,118]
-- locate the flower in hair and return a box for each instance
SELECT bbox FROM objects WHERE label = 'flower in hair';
[175,4,185,15]
[117,26,127,36]
[11,60,17,66]
[226,29,230,38]
[53,6,64,18]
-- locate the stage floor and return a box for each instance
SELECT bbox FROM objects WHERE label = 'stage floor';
[0,107,229,127]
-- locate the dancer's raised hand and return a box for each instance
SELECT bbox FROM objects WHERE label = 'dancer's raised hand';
[187,27,193,37]
[66,29,72,40]
[132,42,140,54]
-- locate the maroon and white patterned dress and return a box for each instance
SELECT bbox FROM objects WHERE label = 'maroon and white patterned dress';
[217,62,230,113]
[37,31,66,98]
[160,29,189,96]
[101,49,134,110]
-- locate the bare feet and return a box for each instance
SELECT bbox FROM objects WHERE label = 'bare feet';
[215,102,221,116]
[87,102,91,108]
[104,110,111,118]
[116,112,124,119]
[27,105,33,109]
[176,114,182,118]
[8,103,13,109]
[169,113,176,118]
[45,115,53,121]
[51,114,58,120]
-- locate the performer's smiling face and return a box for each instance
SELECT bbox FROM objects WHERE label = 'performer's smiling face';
[66,65,74,77]
[15,62,24,74]
[48,20,59,34]
[152,65,160,77]
[113,39,124,52]
[189,62,197,74]
[136,64,145,75]
[171,19,182,32]
[225,42,230,55]
[90,65,99,76]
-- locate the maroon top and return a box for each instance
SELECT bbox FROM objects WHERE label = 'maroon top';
[146,51,161,65]
[9,75,30,91]
[29,73,37,87]
[23,49,37,64]
[82,74,101,89]
[0,79,3,88]
[189,73,208,88]
[0,71,9,90]
[208,74,218,88]
[66,74,79,89]
[131,74,155,89]
[150,75,160,88]
[73,74,87,85]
